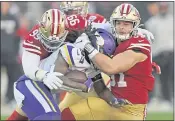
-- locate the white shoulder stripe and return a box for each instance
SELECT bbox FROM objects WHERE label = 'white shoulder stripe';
[101,18,107,24]
[24,48,42,54]
[128,45,150,52]
[130,43,151,47]
[23,41,41,50]
[25,80,52,113]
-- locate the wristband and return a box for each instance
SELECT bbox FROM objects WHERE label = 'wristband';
[91,73,102,82]
[84,43,99,59]
[35,69,48,81]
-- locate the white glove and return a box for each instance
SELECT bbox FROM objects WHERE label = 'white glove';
[43,72,64,90]
[74,33,91,50]
[137,28,155,44]
[74,33,99,59]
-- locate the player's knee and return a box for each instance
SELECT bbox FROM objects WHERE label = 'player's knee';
[61,108,76,120]
[33,112,61,120]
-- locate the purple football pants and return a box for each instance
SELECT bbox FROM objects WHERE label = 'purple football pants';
[14,75,60,120]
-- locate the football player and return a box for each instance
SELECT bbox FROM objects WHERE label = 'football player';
[7,9,69,120]
[62,3,155,120]
[60,1,110,43]
[60,1,107,23]
[58,1,113,112]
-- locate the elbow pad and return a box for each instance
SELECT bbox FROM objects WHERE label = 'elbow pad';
[35,69,48,81]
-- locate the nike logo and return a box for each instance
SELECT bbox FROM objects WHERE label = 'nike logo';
[75,40,83,44]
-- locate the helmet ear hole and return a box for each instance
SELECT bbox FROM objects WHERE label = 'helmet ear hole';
[41,23,45,28]
[48,17,50,21]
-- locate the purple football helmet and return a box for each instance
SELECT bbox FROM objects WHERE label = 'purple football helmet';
[91,28,116,56]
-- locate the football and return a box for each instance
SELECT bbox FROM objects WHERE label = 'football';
[64,70,87,83]
[58,70,88,92]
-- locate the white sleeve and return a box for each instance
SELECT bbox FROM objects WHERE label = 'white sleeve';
[59,43,91,71]
[39,49,59,72]
[22,50,41,80]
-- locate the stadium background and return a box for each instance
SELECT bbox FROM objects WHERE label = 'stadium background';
[1,1,174,120]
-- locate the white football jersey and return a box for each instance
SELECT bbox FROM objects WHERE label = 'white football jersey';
[59,43,91,72]
[39,43,91,73]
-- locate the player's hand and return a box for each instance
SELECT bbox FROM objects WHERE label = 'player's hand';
[137,28,154,43]
[110,97,132,108]
[43,72,64,90]
[74,33,91,50]
[152,62,161,74]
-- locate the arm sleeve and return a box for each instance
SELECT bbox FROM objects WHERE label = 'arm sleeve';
[22,50,42,80]
[92,74,115,104]
[59,43,91,70]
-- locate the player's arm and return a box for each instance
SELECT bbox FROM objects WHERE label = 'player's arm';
[92,72,130,107]
[54,44,89,92]
[22,48,65,91]
[22,37,49,81]
[22,50,46,81]
[91,49,147,75]
[22,34,64,91]
[91,73,114,102]
[84,38,150,75]
[22,27,50,81]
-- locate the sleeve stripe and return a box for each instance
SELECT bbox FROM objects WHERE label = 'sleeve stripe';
[84,19,88,28]
[101,18,107,23]
[63,45,74,66]
[67,45,75,65]
[128,45,150,52]
[24,48,42,55]
[23,41,41,50]
[130,43,150,47]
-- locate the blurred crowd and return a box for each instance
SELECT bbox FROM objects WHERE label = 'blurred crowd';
[1,1,174,114]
